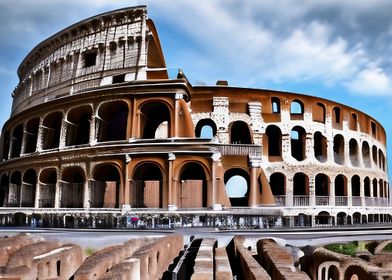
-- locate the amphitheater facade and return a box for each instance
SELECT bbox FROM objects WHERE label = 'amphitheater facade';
[0,6,390,228]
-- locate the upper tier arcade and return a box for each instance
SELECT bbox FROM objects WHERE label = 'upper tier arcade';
[11,6,167,116]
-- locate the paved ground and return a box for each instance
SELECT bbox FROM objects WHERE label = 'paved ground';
[2,225,392,249]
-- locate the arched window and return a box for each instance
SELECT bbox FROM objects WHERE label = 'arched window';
[265,125,282,158]
[42,112,63,149]
[271,97,280,113]
[270,173,285,205]
[373,178,378,197]
[11,124,23,158]
[60,167,84,208]
[139,102,170,139]
[225,169,250,207]
[315,174,329,196]
[24,118,39,154]
[97,101,128,142]
[290,99,304,115]
[372,145,378,165]
[91,164,121,208]
[39,168,57,208]
[349,139,359,167]
[351,175,361,206]
[350,113,358,130]
[9,171,21,207]
[333,134,345,165]
[195,119,217,139]
[313,103,325,123]
[66,106,92,146]
[1,131,10,160]
[291,126,306,161]
[362,141,371,168]
[293,173,309,206]
[179,163,208,208]
[0,174,9,207]
[132,163,163,208]
[230,121,252,144]
[364,177,370,197]
[335,175,347,206]
[22,169,36,207]
[332,107,341,129]
[314,132,327,162]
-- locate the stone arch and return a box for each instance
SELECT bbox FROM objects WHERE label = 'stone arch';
[224,168,250,207]
[335,174,347,206]
[10,124,23,158]
[269,173,285,196]
[9,171,22,207]
[271,97,280,113]
[327,264,339,280]
[195,119,217,139]
[60,166,85,208]
[291,126,306,161]
[353,212,361,224]
[265,125,282,159]
[315,174,330,205]
[364,177,370,197]
[314,131,327,162]
[362,141,371,168]
[372,145,377,165]
[38,168,57,208]
[333,134,345,165]
[132,162,164,208]
[290,99,304,115]
[379,179,384,198]
[139,101,171,139]
[337,212,347,225]
[313,102,326,123]
[229,121,252,144]
[332,107,341,129]
[22,169,37,207]
[293,173,309,206]
[42,111,63,149]
[344,265,370,280]
[66,105,93,146]
[97,100,129,142]
[372,178,378,197]
[0,174,9,207]
[351,175,361,206]
[24,117,39,154]
[178,162,208,208]
[350,113,358,130]
[378,149,385,171]
[316,211,331,225]
[91,164,121,208]
[349,139,359,167]
[2,131,10,160]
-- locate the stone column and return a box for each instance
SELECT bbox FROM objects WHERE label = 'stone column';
[20,123,27,156]
[360,178,365,206]
[248,158,262,207]
[59,118,67,149]
[330,179,335,206]
[83,181,89,209]
[286,177,293,207]
[124,154,132,206]
[89,115,96,146]
[347,179,352,207]
[211,153,221,207]
[173,93,184,138]
[34,183,40,208]
[309,176,315,206]
[36,117,44,152]
[168,153,177,210]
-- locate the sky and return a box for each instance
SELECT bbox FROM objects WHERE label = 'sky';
[0,0,391,178]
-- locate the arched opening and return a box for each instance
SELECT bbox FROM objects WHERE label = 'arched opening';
[293,173,309,206]
[290,99,304,118]
[291,126,306,161]
[349,139,359,167]
[353,212,361,224]
[314,132,327,162]
[140,102,170,139]
[335,175,347,206]
[195,119,217,139]
[2,131,10,160]
[179,163,208,208]
[39,168,56,208]
[332,107,341,129]
[60,167,84,208]
[373,178,378,198]
[0,174,9,207]
[379,179,384,198]
[11,124,23,158]
[42,112,62,149]
[351,175,361,206]
[66,106,92,146]
[316,211,331,226]
[266,125,282,159]
[91,164,121,208]
[344,265,369,280]
[328,265,339,280]
[224,169,250,207]
[132,163,163,208]
[97,101,128,142]
[337,212,347,225]
[372,145,377,165]
[315,174,330,205]
[350,113,358,130]
[9,171,21,207]
[230,121,252,144]
[333,134,345,165]
[22,169,36,207]
[362,141,371,168]
[24,118,39,154]
[379,149,385,171]
[270,173,285,206]
[271,97,280,113]
[313,102,326,123]
[364,177,370,197]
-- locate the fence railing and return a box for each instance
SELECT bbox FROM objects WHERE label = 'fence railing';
[316,196,329,206]
[293,196,309,206]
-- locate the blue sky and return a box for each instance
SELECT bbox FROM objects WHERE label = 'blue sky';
[0,0,392,178]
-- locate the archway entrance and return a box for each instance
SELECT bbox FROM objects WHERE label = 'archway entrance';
[224,169,250,207]
[91,164,121,208]
[179,163,208,208]
[132,163,163,208]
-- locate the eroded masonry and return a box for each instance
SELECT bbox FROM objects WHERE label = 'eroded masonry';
[0,6,390,228]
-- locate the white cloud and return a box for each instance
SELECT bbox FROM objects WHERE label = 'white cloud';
[348,67,392,96]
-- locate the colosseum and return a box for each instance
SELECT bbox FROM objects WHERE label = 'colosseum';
[0,6,390,229]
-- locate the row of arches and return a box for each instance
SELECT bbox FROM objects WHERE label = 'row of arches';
[270,172,389,207]
[264,125,386,170]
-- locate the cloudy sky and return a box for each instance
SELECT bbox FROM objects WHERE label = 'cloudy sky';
[0,0,392,176]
